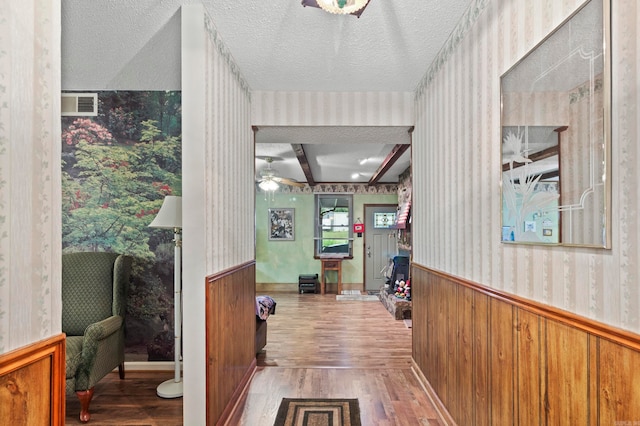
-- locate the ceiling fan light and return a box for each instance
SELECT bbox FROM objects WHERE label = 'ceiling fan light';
[317,0,368,15]
[259,179,279,192]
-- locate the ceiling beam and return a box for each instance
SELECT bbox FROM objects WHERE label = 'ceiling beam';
[502,126,567,172]
[510,169,559,184]
[368,143,410,185]
[291,144,316,186]
[502,145,559,172]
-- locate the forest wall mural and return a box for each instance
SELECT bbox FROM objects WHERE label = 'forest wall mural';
[61,91,181,362]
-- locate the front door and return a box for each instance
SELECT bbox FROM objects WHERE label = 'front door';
[364,205,397,292]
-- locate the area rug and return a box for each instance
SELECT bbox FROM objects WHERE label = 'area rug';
[273,398,361,426]
[336,294,380,301]
[336,290,379,301]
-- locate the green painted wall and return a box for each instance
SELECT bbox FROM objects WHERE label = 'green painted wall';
[256,191,398,285]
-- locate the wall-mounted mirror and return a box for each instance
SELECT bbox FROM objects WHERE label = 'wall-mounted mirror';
[501,0,611,248]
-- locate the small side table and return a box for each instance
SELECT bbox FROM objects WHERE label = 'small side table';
[320,258,342,295]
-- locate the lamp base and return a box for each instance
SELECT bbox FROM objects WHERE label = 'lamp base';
[157,378,183,399]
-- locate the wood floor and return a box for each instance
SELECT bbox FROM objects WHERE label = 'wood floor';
[65,371,182,425]
[65,291,445,425]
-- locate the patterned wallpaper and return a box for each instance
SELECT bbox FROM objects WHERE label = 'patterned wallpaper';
[252,90,414,126]
[0,0,61,354]
[412,0,640,333]
[272,183,397,195]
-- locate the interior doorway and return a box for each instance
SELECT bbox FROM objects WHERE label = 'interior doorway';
[363,204,398,292]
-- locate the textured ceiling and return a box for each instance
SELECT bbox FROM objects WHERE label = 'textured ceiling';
[61,0,472,183]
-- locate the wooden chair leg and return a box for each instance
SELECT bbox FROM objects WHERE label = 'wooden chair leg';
[76,388,95,423]
[119,362,125,379]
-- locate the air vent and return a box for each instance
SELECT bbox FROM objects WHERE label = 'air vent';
[61,93,98,116]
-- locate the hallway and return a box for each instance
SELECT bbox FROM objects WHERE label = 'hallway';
[65,291,445,425]
[228,291,444,425]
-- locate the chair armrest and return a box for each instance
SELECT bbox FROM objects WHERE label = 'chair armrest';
[84,315,123,342]
[76,315,124,390]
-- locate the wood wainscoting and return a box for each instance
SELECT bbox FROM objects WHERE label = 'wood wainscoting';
[206,261,256,425]
[411,264,640,425]
[0,334,66,425]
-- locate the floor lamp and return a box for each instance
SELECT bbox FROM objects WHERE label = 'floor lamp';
[149,195,183,398]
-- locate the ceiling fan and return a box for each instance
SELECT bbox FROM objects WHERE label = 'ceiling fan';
[256,157,305,190]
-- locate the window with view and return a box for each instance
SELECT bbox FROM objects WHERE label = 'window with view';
[315,194,353,257]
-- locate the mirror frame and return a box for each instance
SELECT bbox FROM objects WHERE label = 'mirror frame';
[500,0,611,249]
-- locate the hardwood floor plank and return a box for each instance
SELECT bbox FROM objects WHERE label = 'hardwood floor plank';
[229,366,442,425]
[65,371,182,425]
[256,293,413,369]
[65,291,445,425]
[231,292,443,425]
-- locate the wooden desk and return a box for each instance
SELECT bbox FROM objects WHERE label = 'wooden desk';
[320,258,342,295]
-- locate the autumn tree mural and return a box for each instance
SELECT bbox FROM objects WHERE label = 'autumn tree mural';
[62,91,182,361]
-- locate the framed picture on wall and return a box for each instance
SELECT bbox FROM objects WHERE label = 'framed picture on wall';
[268,208,295,241]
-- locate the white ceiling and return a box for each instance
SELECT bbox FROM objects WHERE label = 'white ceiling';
[61,0,473,185]
[255,126,413,183]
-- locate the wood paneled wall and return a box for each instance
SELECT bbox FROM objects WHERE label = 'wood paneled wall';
[0,334,65,425]
[205,261,256,425]
[411,264,640,425]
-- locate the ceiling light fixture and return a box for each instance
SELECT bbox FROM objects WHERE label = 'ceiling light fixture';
[317,0,369,15]
[258,178,279,202]
[358,158,368,165]
[259,179,279,192]
[351,172,361,179]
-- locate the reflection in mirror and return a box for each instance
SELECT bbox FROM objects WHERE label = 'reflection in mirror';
[500,0,610,248]
[502,126,562,243]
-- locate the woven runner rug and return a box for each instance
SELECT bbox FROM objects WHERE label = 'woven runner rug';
[273,398,361,426]
[336,290,379,301]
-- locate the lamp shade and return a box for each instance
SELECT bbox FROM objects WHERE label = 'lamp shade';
[149,196,182,229]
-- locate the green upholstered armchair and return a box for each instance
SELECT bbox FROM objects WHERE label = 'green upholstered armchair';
[62,252,132,423]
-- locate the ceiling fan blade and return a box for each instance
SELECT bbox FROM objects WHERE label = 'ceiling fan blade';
[256,155,284,162]
[274,177,305,187]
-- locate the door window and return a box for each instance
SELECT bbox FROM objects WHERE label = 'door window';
[373,212,396,228]
[315,194,352,256]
